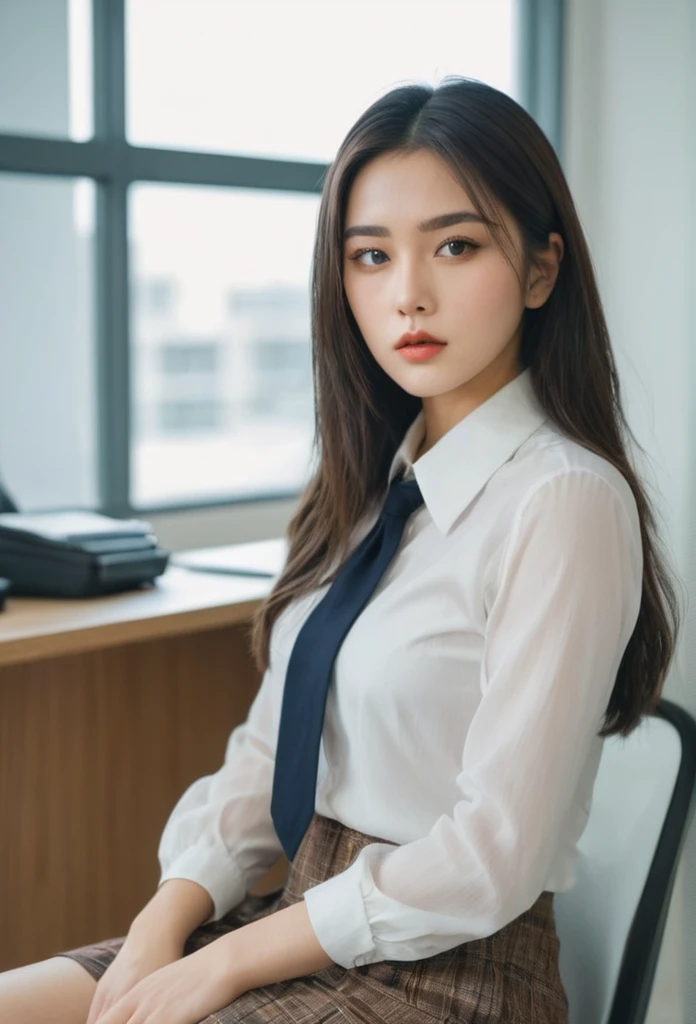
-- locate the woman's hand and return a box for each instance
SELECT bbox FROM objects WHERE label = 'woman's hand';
[85,932,186,1024]
[88,898,333,1023]
[85,878,216,1023]
[89,939,240,1024]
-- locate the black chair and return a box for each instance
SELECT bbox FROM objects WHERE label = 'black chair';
[554,698,696,1023]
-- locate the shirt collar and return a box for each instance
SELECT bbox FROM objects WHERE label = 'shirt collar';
[387,368,548,535]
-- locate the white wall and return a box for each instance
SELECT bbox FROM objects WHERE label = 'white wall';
[563,0,696,1020]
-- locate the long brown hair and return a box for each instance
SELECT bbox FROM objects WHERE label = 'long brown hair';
[251,77,682,737]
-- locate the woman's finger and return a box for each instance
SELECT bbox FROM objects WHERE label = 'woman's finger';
[93,994,133,1024]
[85,989,107,1024]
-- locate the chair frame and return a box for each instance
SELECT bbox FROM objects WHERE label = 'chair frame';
[608,698,696,1024]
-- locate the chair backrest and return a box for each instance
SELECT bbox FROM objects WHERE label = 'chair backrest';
[554,699,696,1024]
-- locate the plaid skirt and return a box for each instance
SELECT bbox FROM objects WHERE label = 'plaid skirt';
[56,813,569,1023]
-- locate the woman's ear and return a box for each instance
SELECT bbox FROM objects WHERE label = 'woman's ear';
[525,232,564,309]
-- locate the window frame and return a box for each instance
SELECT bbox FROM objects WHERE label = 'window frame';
[0,0,565,517]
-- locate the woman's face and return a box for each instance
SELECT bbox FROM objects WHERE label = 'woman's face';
[342,149,561,440]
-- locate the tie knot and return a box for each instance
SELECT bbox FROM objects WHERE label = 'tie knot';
[383,475,424,519]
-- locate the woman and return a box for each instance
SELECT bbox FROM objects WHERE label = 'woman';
[0,77,681,1024]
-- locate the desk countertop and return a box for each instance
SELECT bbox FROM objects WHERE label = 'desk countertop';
[0,548,277,667]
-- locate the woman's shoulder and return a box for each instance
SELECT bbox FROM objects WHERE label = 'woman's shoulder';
[509,422,640,525]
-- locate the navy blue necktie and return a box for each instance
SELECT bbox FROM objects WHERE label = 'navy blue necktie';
[270,474,425,861]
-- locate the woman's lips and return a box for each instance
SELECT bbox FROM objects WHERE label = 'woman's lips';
[397,342,447,362]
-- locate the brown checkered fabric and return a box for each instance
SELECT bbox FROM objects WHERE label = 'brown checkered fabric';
[56,813,569,1022]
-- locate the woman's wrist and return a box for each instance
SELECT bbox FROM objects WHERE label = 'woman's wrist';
[128,878,215,948]
[208,900,333,997]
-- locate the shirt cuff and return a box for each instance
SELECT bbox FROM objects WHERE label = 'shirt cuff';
[303,851,378,969]
[158,841,247,923]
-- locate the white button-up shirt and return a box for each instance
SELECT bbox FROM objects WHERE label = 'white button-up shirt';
[157,367,643,969]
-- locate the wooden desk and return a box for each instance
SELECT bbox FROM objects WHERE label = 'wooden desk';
[0,555,289,970]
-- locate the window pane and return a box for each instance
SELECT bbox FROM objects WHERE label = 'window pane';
[129,185,319,508]
[127,0,518,162]
[0,0,93,140]
[0,175,96,510]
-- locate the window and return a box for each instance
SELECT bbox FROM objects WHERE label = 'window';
[160,343,219,375]
[129,184,319,506]
[157,340,222,439]
[127,0,517,162]
[0,0,562,515]
[0,0,92,141]
[137,278,177,318]
[0,174,96,511]
[160,400,223,433]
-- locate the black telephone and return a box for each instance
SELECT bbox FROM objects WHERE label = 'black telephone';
[0,478,18,514]
[0,477,169,600]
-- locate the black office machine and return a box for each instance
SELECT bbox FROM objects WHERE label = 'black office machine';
[0,509,169,598]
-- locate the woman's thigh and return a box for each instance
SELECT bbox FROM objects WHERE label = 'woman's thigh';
[0,956,96,1024]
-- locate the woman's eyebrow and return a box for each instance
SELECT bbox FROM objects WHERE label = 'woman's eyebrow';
[343,210,491,241]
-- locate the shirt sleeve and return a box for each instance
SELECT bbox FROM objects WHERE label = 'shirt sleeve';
[303,468,644,967]
[157,660,283,921]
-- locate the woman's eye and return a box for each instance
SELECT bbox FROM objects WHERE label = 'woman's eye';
[352,248,389,266]
[436,239,475,257]
[349,240,476,266]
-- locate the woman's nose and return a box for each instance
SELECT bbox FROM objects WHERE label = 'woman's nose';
[395,261,434,317]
